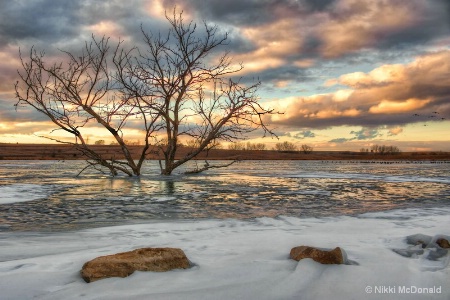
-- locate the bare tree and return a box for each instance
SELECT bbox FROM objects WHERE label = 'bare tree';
[14,37,150,176]
[114,11,276,175]
[15,11,276,176]
[228,142,246,150]
[300,144,313,154]
[371,144,401,154]
[245,142,266,150]
[275,141,297,152]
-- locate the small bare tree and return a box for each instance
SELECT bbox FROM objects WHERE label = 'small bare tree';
[228,142,246,150]
[246,142,266,150]
[15,10,276,176]
[275,141,297,152]
[300,144,313,154]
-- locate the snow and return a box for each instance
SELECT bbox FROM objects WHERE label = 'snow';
[1,208,449,300]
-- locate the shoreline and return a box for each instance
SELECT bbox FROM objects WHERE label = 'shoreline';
[1,143,450,161]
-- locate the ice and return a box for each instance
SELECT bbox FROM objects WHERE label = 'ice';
[151,196,178,202]
[0,184,51,204]
[284,172,450,184]
[1,208,449,300]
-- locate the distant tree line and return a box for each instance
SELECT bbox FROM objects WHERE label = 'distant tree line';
[274,142,314,154]
[228,141,266,151]
[360,144,401,154]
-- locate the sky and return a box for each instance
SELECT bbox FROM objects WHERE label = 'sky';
[0,0,449,151]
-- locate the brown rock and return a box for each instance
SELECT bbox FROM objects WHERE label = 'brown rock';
[290,246,345,264]
[437,238,450,249]
[81,247,190,283]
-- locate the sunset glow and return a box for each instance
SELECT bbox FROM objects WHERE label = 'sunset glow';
[1,0,449,151]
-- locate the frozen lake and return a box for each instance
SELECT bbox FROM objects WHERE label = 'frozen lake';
[1,160,449,299]
[0,160,449,231]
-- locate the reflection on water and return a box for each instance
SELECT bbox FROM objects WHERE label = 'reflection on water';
[0,160,449,231]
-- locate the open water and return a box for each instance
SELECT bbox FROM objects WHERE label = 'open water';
[0,160,449,231]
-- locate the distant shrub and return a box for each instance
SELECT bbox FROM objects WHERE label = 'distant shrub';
[245,142,266,151]
[228,142,246,150]
[275,141,297,152]
[300,144,313,154]
[370,144,401,154]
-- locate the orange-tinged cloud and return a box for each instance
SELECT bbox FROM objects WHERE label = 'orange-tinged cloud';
[336,64,407,88]
[232,19,306,75]
[270,50,450,128]
[293,59,316,68]
[332,89,353,102]
[145,0,173,19]
[388,127,403,136]
[369,98,431,114]
[88,21,125,38]
[316,108,360,119]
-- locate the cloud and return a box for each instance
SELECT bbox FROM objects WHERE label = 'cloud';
[328,127,380,143]
[387,126,403,136]
[291,130,316,139]
[349,128,381,140]
[1,0,450,146]
[369,98,431,114]
[270,50,450,129]
[0,1,82,48]
[329,137,349,143]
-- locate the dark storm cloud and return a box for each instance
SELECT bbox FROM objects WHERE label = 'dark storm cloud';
[0,1,82,47]
[163,0,338,26]
[239,65,317,88]
[162,0,278,26]
[0,0,164,51]
[0,99,50,123]
[303,0,335,11]
[181,0,449,58]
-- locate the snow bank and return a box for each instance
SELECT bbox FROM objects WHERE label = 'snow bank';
[0,208,449,300]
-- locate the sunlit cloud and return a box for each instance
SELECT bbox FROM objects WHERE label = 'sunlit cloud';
[145,0,168,18]
[270,50,450,132]
[369,98,431,114]
[388,126,403,136]
[1,0,449,150]
[87,21,126,38]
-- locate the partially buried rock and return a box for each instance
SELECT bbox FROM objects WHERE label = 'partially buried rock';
[437,238,450,249]
[406,234,433,248]
[81,247,190,283]
[290,246,346,264]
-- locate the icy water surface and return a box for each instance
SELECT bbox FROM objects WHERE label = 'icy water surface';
[0,160,449,231]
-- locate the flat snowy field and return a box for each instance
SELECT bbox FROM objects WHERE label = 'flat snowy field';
[1,207,449,300]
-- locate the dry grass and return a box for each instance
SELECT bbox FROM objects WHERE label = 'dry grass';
[0,143,449,161]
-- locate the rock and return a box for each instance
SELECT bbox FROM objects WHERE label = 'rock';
[437,238,450,249]
[392,247,424,258]
[290,246,345,264]
[406,234,432,248]
[81,247,190,283]
[393,234,450,269]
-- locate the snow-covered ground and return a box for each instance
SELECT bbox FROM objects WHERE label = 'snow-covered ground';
[1,207,449,300]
